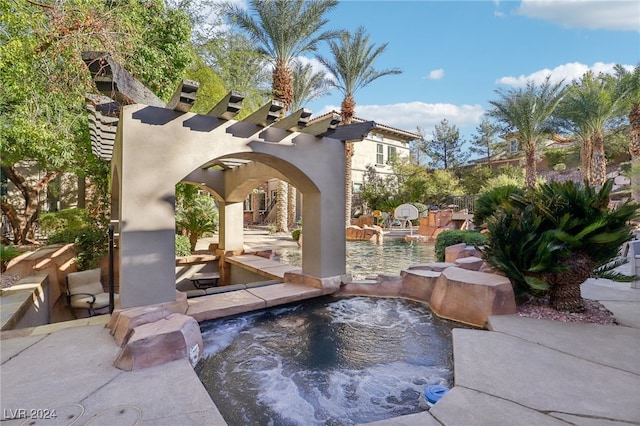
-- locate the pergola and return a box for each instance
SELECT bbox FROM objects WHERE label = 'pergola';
[84,52,376,308]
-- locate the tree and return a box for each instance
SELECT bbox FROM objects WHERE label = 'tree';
[460,166,495,195]
[556,71,626,185]
[411,127,429,165]
[469,117,501,168]
[488,77,566,188]
[316,26,401,225]
[479,180,638,312]
[290,59,330,111]
[424,169,464,206]
[614,64,640,203]
[176,194,219,251]
[0,0,192,244]
[227,0,339,232]
[184,52,228,115]
[197,30,271,113]
[424,119,469,170]
[360,165,399,213]
[360,157,462,211]
[226,0,339,111]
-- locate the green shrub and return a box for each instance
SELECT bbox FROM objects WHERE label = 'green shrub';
[176,194,218,251]
[543,148,569,168]
[47,228,81,245]
[175,235,191,257]
[291,229,302,241]
[39,209,90,236]
[553,163,566,171]
[620,161,632,174]
[75,227,108,271]
[48,226,107,270]
[474,185,524,228]
[1,244,22,272]
[481,179,639,310]
[434,230,488,262]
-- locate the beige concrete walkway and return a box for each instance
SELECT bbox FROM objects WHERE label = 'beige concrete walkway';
[2,236,639,425]
[364,277,640,426]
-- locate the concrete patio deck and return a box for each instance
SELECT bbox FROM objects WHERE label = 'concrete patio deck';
[1,275,639,425]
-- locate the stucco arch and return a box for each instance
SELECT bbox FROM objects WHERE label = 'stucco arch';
[112,103,373,308]
[180,152,318,203]
[83,53,374,308]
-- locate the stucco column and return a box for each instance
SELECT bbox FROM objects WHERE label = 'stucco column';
[218,201,244,252]
[117,180,176,308]
[301,191,346,278]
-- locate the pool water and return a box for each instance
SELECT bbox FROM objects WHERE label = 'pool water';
[196,296,461,426]
[277,239,435,280]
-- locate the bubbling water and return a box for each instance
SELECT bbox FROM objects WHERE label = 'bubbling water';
[196,296,461,425]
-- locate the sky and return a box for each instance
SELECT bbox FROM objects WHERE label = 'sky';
[289,0,640,143]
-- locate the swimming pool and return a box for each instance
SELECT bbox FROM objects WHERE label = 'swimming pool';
[276,239,435,280]
[196,296,461,425]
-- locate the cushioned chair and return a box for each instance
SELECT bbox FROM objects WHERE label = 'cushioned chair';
[66,268,118,317]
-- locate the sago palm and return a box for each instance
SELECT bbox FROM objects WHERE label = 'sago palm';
[480,180,639,312]
[533,180,638,311]
[316,26,402,225]
[176,195,219,252]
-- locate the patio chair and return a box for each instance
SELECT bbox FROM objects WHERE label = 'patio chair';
[66,268,118,317]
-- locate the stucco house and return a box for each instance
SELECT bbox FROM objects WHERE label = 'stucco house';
[244,112,420,224]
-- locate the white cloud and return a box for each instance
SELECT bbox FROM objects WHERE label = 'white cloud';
[295,56,328,74]
[427,69,445,80]
[496,61,635,87]
[316,102,485,137]
[515,0,640,32]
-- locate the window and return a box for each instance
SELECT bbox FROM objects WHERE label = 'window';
[387,146,397,163]
[244,194,252,211]
[376,144,384,164]
[353,183,363,192]
[257,192,266,211]
[510,140,518,153]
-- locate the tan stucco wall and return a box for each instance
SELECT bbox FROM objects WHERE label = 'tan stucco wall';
[351,135,410,186]
[113,104,348,308]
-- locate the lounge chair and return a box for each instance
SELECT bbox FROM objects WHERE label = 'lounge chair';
[66,268,118,317]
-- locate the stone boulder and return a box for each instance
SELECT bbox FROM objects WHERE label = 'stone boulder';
[400,269,441,301]
[108,305,175,347]
[429,267,516,328]
[114,313,203,371]
[454,256,484,271]
[346,225,383,243]
[445,243,482,263]
[407,262,456,272]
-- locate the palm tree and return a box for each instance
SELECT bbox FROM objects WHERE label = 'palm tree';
[287,59,331,226]
[488,77,565,188]
[227,0,339,232]
[227,0,339,111]
[290,58,330,111]
[614,64,640,203]
[317,26,402,226]
[557,71,626,185]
